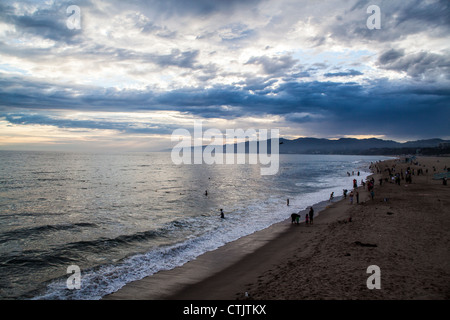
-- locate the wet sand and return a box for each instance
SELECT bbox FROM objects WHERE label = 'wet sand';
[104,156,450,300]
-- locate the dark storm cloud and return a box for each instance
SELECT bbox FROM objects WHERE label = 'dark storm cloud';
[324,69,363,77]
[0,39,202,70]
[122,0,263,18]
[1,112,178,135]
[378,49,405,65]
[0,1,86,44]
[327,0,450,44]
[280,79,450,139]
[245,54,298,75]
[239,77,279,92]
[1,73,449,139]
[150,49,201,69]
[139,22,177,39]
[377,49,450,79]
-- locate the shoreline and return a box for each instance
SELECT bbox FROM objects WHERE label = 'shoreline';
[103,195,341,300]
[104,156,450,300]
[103,167,371,300]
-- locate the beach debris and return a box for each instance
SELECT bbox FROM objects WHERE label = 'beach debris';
[354,241,377,247]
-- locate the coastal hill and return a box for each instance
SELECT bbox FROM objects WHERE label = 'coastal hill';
[275,137,450,155]
[173,137,450,156]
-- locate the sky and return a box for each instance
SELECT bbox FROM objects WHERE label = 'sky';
[0,0,449,151]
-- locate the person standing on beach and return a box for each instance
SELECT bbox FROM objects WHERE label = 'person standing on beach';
[309,207,314,225]
[305,213,309,225]
[329,192,334,202]
[349,191,354,204]
[356,191,359,204]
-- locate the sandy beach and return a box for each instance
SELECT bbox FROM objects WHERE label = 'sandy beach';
[104,156,450,300]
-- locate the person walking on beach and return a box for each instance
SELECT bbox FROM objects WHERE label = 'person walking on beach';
[349,191,354,204]
[329,192,334,202]
[309,207,314,225]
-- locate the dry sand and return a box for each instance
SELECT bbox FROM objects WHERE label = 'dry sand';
[104,156,450,300]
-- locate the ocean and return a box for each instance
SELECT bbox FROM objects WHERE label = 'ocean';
[0,151,392,299]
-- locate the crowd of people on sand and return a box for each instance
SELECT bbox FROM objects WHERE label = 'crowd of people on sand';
[214,158,448,223]
[290,158,449,227]
[369,157,450,187]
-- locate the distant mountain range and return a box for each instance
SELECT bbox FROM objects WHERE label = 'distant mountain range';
[172,137,450,155]
[275,137,450,155]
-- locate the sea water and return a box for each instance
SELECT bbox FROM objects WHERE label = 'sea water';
[0,151,392,299]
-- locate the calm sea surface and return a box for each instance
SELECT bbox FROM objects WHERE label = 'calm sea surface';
[0,151,392,299]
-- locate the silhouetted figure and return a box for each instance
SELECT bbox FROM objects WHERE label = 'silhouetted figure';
[309,207,314,224]
[291,213,300,224]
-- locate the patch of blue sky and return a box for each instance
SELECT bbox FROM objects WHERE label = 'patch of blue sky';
[0,63,30,75]
[293,48,373,68]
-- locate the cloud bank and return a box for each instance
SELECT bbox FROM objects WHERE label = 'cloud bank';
[0,0,449,150]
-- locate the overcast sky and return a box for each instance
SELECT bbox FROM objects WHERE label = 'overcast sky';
[0,0,449,151]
